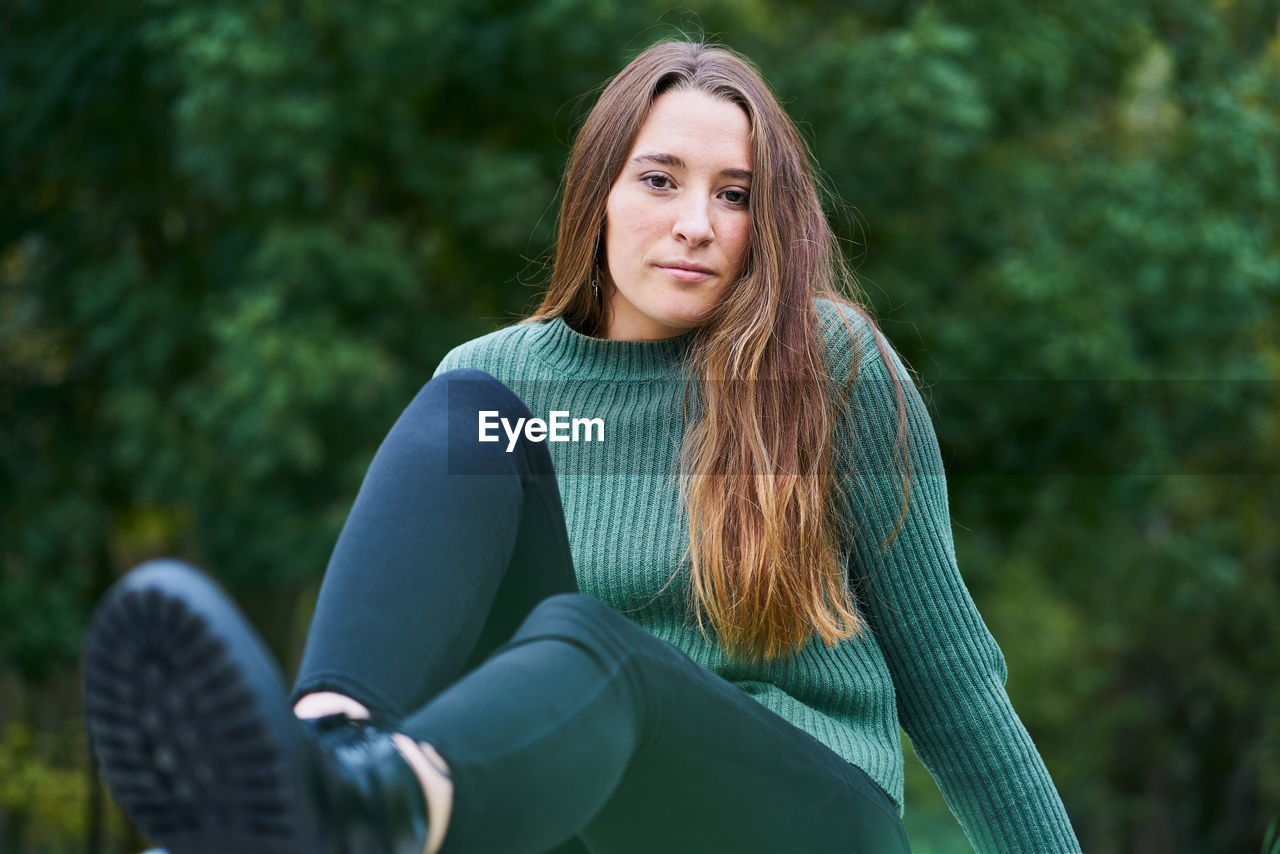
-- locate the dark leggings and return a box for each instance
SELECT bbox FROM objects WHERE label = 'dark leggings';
[291,369,910,854]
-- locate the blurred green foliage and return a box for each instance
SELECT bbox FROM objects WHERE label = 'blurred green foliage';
[2,0,1277,851]
[0,720,132,852]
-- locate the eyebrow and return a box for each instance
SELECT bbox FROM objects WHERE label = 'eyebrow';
[631,152,752,182]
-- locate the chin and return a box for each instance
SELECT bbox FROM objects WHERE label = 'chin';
[653,315,705,336]
[655,300,716,329]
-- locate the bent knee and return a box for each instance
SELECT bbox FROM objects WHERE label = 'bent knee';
[510,593,634,660]
[422,369,531,416]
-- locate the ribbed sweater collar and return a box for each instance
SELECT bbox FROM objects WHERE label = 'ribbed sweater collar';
[529,316,695,380]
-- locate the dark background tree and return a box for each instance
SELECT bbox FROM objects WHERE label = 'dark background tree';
[3,1,1276,851]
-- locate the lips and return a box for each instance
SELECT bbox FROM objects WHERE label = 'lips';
[657,260,714,274]
[655,260,715,282]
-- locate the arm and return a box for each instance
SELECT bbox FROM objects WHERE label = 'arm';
[836,322,1081,853]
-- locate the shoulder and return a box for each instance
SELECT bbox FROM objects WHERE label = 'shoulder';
[813,297,933,464]
[433,319,549,378]
[812,297,900,389]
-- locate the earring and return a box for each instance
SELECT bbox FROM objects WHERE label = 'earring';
[592,275,601,303]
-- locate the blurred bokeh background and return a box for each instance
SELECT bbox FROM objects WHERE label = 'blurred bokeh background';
[3,1,1278,851]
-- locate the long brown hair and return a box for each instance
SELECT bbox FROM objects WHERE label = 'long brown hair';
[529,40,910,660]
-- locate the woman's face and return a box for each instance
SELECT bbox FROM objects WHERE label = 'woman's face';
[602,88,752,340]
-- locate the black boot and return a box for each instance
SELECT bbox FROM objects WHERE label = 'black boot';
[83,559,430,854]
[304,712,433,854]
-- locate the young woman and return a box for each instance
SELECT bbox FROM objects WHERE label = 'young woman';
[84,40,1082,853]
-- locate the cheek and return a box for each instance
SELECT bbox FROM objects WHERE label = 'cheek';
[724,219,752,272]
[606,191,667,261]
[603,194,628,270]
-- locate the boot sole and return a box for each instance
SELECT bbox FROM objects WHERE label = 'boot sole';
[83,560,323,854]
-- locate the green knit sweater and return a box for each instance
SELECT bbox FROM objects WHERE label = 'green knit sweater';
[434,300,1081,853]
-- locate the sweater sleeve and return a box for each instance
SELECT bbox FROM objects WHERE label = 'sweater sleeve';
[837,325,1081,853]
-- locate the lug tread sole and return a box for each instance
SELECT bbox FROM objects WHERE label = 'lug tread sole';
[84,561,321,854]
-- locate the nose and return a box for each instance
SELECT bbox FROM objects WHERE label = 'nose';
[672,194,714,246]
